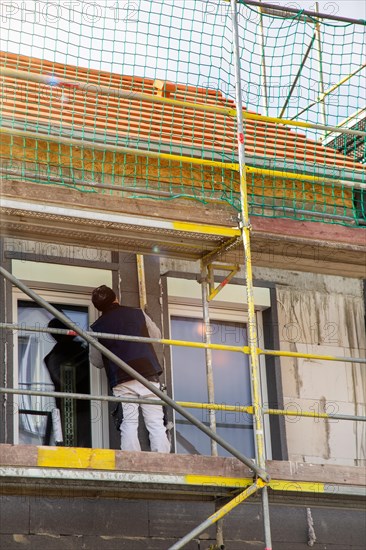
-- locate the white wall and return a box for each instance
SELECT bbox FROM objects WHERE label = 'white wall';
[276,284,365,466]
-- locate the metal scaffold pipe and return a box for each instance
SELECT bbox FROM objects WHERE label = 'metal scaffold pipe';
[0,322,246,353]
[200,262,223,548]
[260,348,366,364]
[136,254,147,311]
[230,0,272,548]
[168,479,266,550]
[292,63,366,120]
[0,387,254,413]
[238,0,366,25]
[201,263,218,456]
[263,407,366,422]
[0,67,231,116]
[2,323,365,364]
[0,126,238,172]
[3,125,363,192]
[2,387,365,422]
[0,265,269,482]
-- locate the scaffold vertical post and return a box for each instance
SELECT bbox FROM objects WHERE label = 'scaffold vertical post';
[136,254,147,310]
[201,262,218,456]
[230,1,272,548]
[258,0,269,115]
[315,2,327,129]
[201,261,223,546]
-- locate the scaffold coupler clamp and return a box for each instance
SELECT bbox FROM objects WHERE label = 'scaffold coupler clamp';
[256,471,271,485]
[237,213,252,231]
[196,273,207,284]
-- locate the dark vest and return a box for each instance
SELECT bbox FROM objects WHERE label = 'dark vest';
[91,304,162,388]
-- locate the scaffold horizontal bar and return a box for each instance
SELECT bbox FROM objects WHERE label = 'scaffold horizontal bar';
[0,387,254,414]
[2,124,363,190]
[2,324,365,364]
[263,408,366,422]
[0,68,232,116]
[1,465,364,497]
[4,386,364,422]
[324,107,366,139]
[238,0,366,25]
[246,165,365,186]
[0,127,239,171]
[259,348,366,364]
[242,111,366,137]
[268,205,357,222]
[4,387,365,422]
[0,323,246,353]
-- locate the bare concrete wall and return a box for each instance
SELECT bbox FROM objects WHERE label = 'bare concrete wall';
[274,284,365,466]
[251,269,365,466]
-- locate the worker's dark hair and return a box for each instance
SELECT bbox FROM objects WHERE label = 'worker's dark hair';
[92,285,117,312]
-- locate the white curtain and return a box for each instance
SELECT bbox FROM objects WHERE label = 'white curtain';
[18,307,55,443]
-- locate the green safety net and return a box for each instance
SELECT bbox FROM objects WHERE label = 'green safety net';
[0,0,365,226]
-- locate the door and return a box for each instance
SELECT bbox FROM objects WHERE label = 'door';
[17,301,91,447]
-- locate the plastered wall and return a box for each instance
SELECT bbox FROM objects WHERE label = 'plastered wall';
[254,268,366,466]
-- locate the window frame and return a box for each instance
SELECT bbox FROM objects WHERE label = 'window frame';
[167,299,272,460]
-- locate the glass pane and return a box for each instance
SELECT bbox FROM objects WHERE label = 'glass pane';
[18,302,90,447]
[171,316,254,458]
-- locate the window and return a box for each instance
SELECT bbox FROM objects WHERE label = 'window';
[171,316,254,457]
[165,276,271,459]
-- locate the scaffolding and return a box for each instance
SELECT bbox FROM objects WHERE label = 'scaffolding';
[1,0,366,226]
[1,1,366,549]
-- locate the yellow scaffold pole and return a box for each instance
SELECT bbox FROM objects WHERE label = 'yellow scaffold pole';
[230,0,272,548]
[136,254,147,311]
[169,479,266,550]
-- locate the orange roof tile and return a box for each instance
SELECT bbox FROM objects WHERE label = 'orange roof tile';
[1,51,365,175]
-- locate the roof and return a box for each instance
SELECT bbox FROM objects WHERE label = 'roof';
[1,51,365,175]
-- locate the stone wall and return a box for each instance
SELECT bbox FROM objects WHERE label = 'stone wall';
[1,494,365,550]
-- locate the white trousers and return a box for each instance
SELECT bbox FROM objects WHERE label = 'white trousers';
[113,379,171,453]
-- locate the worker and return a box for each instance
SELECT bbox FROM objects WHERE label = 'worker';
[90,285,171,453]
[44,318,91,447]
